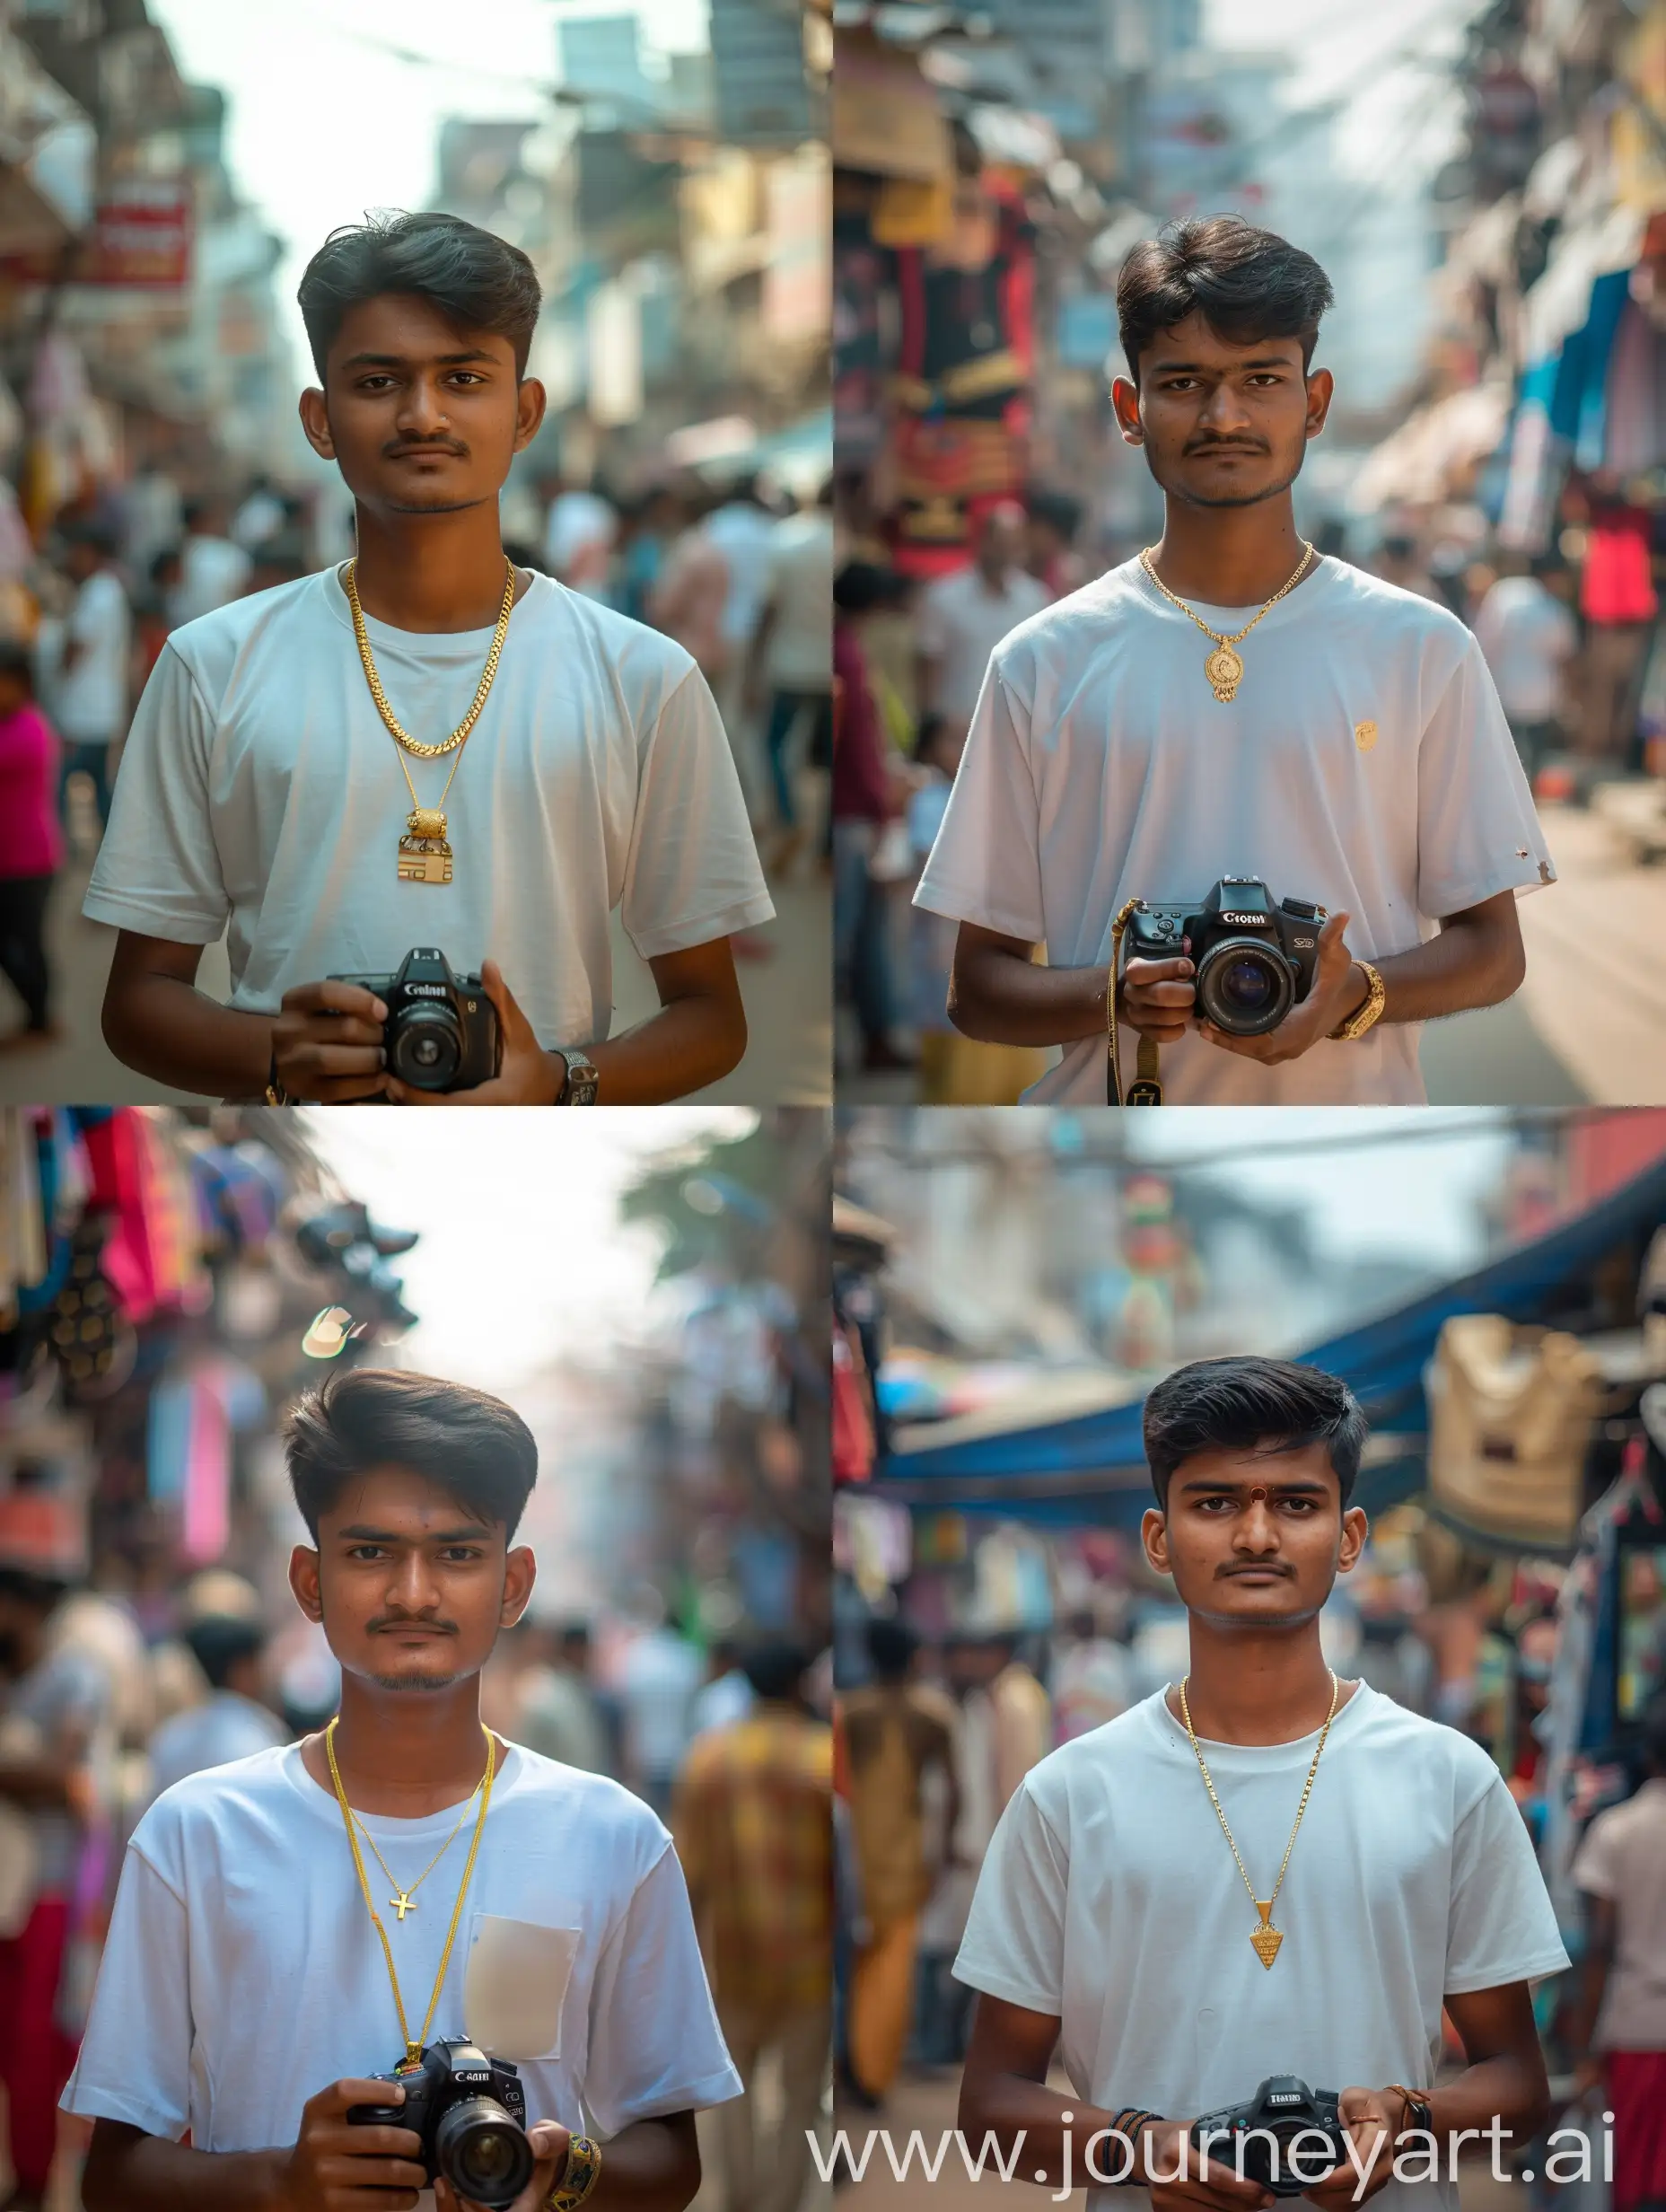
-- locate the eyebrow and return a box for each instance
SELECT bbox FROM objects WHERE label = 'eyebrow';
[334,1523,492,1543]
[1152,356,1294,373]
[338,350,498,369]
[1176,1478,1330,1496]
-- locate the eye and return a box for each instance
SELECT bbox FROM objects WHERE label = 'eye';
[1196,1497,1235,1514]
[356,376,395,393]
[447,373,487,387]
[346,1545,388,1561]
[440,1547,485,1562]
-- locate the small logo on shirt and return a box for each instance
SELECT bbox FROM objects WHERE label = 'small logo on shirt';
[1355,720,1379,751]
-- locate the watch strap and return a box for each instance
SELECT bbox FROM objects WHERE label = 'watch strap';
[556,1049,600,1106]
[1385,2085,1433,2137]
[1328,959,1386,1042]
[265,1049,291,1107]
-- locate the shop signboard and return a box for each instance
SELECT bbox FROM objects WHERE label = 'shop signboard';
[0,174,192,284]
[709,0,812,146]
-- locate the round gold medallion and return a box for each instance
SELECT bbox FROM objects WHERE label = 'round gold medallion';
[1355,720,1379,751]
[1206,645,1244,700]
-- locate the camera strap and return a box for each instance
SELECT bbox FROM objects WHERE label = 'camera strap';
[325,1716,497,2070]
[1107,898,1164,1106]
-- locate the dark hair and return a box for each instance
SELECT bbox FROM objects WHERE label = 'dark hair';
[866,1616,919,1683]
[281,1366,538,1541]
[184,1613,267,1691]
[63,518,118,559]
[741,1637,811,1703]
[0,638,35,695]
[1027,487,1083,541]
[150,547,184,583]
[298,211,541,381]
[834,561,890,615]
[1117,215,1334,388]
[1143,1356,1367,1508]
[0,1565,68,1611]
[1644,1690,1666,1775]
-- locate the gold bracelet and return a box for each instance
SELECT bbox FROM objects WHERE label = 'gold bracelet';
[1328,959,1385,1042]
[547,2134,602,2212]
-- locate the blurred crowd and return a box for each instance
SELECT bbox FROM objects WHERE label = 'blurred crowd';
[0,457,835,1052]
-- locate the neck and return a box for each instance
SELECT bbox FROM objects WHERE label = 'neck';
[349,502,514,633]
[1169,1618,1345,1745]
[302,1670,498,1816]
[1149,493,1312,606]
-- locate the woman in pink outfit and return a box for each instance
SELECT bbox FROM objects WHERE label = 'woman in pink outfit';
[0,639,65,1045]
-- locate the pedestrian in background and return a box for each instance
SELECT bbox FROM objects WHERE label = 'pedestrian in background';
[514,1620,616,1775]
[144,1614,286,1805]
[674,1638,832,2212]
[170,496,251,628]
[1473,552,1580,786]
[51,522,129,844]
[914,504,1048,753]
[833,563,914,1078]
[0,639,64,1050]
[750,478,836,873]
[838,1617,959,2105]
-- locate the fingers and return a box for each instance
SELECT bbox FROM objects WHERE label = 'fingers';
[1315,908,1353,973]
[281,982,389,1023]
[317,2078,408,2115]
[1126,957,1195,988]
[479,956,535,1046]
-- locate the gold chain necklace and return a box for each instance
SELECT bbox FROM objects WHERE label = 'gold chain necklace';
[1138,541,1316,702]
[1176,1670,1339,1970]
[325,1716,495,2067]
[341,555,517,886]
[348,1776,484,1924]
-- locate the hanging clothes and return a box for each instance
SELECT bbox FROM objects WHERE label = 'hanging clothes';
[1602,298,1666,476]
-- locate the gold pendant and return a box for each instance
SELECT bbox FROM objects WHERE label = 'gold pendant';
[391,1892,416,1921]
[398,808,453,885]
[1250,1900,1283,1969]
[1206,645,1244,703]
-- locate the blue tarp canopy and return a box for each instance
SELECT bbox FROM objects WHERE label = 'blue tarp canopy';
[873,1152,1666,1532]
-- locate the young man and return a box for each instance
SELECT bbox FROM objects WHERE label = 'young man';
[956,1356,1568,2212]
[52,520,130,838]
[65,1367,741,2212]
[1472,554,1580,785]
[88,212,772,1105]
[914,504,1048,752]
[144,1611,288,1804]
[917,217,1555,1105]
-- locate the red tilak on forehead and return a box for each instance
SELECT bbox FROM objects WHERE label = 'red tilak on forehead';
[1247,1486,1270,1505]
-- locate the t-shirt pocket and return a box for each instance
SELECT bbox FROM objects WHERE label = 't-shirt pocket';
[463,1914,581,2063]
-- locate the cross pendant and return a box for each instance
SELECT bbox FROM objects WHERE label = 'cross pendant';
[391,1892,416,1921]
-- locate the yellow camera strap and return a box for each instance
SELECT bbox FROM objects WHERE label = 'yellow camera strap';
[1107,897,1163,1107]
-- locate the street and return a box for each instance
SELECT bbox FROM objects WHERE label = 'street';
[840,797,1666,1110]
[0,837,830,1110]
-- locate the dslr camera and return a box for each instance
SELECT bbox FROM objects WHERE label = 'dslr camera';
[329,947,501,1093]
[1190,2076,1350,2198]
[1125,877,1327,1038]
[347,2037,533,2209]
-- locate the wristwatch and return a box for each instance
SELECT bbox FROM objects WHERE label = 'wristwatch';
[555,1048,600,1106]
[265,1050,291,1107]
[1328,959,1386,1042]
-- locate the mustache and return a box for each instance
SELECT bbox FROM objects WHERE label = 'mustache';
[1217,1561,1294,1577]
[369,1615,459,1635]
[382,438,468,458]
[1188,441,1265,456]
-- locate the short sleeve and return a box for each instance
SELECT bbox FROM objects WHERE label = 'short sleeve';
[1569,1810,1621,1901]
[618,669,775,960]
[951,1778,1068,2015]
[582,1839,741,2134]
[1444,1770,1571,1995]
[82,644,230,943]
[913,668,1046,941]
[1416,634,1556,919]
[60,1839,194,2139]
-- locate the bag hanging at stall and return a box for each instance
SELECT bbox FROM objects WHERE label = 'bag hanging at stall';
[1426,1314,1607,1549]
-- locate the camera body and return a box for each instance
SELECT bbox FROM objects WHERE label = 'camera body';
[346,2038,532,2210]
[1125,878,1327,1038]
[1190,2076,1350,2198]
[329,947,502,1093]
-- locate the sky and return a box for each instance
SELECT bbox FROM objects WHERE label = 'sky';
[299,1105,752,1390]
[148,0,712,395]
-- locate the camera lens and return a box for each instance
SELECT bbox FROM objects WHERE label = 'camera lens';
[389,1002,462,1090]
[435,2100,534,2210]
[1196,938,1293,1037]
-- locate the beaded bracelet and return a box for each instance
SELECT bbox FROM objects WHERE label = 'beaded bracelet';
[546,2135,602,2212]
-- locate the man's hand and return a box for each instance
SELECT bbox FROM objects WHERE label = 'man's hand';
[271,983,389,1103]
[275,2077,427,2212]
[435,2120,570,2212]
[1119,956,1197,1043]
[1197,909,1363,1066]
[1293,2087,1407,2210]
[385,961,562,1106]
[1145,2120,1276,2212]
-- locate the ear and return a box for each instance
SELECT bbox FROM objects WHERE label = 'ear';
[1303,365,1334,440]
[1141,1505,1171,1579]
[513,377,548,454]
[501,1543,537,1629]
[289,1543,323,1625]
[1109,374,1144,447]
[1337,1505,1369,1575]
[298,386,335,461]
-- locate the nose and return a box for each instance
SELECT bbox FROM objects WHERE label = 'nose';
[394,376,451,440]
[1196,383,1255,440]
[385,1552,443,1616]
[1234,1499,1281,1554]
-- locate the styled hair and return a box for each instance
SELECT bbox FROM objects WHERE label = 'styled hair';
[1117,215,1334,387]
[866,1616,919,1683]
[282,1367,538,1540]
[1144,1356,1366,1509]
[297,210,542,381]
[185,1613,267,1691]
[740,1637,811,1703]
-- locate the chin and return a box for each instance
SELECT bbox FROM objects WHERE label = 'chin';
[367,1668,469,1693]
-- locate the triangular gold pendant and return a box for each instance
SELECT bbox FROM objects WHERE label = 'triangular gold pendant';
[1250,1901,1283,1969]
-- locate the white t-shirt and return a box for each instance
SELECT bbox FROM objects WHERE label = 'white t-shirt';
[762,512,834,691]
[171,535,252,628]
[83,568,774,1049]
[915,556,1556,1105]
[145,1690,288,1804]
[954,1683,1569,2212]
[55,569,131,741]
[1471,576,1578,721]
[705,502,781,648]
[62,1741,741,2212]
[545,493,617,599]
[916,564,1051,723]
[1568,1775,1666,2049]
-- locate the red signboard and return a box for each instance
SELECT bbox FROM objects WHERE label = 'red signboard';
[0,177,192,285]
